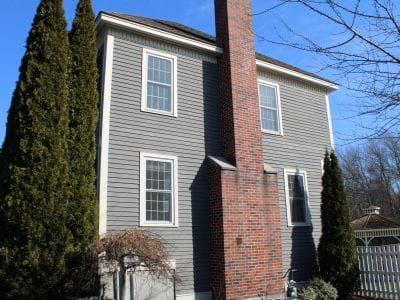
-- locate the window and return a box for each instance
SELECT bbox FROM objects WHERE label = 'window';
[142,49,177,116]
[140,153,178,227]
[258,81,282,134]
[284,169,310,226]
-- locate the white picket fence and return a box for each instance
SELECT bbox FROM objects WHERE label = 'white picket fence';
[357,244,400,299]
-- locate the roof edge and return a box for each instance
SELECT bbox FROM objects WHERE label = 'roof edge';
[256,59,339,91]
[96,12,339,91]
[96,12,222,54]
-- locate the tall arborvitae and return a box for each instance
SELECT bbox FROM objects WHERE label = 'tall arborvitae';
[67,0,98,255]
[0,0,70,297]
[318,151,360,299]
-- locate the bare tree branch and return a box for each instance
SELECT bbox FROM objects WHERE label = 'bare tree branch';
[339,138,400,218]
[254,0,400,138]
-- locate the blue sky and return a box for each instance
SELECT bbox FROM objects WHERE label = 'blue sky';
[0,0,360,149]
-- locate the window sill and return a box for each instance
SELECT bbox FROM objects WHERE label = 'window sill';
[261,129,283,136]
[287,222,312,227]
[141,107,177,117]
[140,222,179,228]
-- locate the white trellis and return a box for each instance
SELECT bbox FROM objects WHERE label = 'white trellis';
[355,228,400,246]
[357,244,400,299]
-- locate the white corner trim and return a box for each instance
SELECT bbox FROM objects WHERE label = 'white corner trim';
[139,152,179,227]
[258,79,284,136]
[97,13,222,54]
[256,59,339,91]
[99,34,114,236]
[325,94,335,149]
[141,48,178,117]
[176,291,212,300]
[283,168,312,227]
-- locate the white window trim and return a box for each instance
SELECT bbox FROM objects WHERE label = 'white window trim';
[258,79,283,135]
[283,168,311,227]
[140,152,179,227]
[141,48,178,117]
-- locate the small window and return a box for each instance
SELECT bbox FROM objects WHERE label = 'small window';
[140,153,178,227]
[142,49,177,116]
[284,169,310,226]
[258,81,282,134]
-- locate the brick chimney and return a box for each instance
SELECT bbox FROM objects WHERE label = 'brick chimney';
[209,0,284,298]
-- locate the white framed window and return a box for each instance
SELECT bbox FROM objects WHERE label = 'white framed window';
[140,152,178,227]
[258,80,283,135]
[284,169,311,226]
[141,48,178,117]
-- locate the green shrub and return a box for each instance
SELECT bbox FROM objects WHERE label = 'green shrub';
[318,151,360,297]
[67,0,98,253]
[0,0,70,297]
[300,278,338,300]
[301,287,317,300]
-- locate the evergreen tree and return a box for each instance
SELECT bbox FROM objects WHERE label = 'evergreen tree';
[0,0,70,297]
[67,0,98,256]
[318,151,360,299]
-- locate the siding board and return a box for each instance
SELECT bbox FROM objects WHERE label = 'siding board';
[104,28,333,295]
[259,71,331,282]
[106,31,220,295]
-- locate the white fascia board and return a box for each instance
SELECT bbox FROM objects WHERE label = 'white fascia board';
[96,13,339,90]
[256,59,339,91]
[96,13,222,55]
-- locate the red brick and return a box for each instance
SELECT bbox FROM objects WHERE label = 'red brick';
[209,0,284,298]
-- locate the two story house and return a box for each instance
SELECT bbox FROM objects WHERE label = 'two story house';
[95,0,338,299]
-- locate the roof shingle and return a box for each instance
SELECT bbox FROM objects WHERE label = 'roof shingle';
[351,214,400,230]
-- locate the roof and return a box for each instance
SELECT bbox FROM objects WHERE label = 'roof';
[351,214,400,231]
[107,13,216,44]
[98,12,338,88]
[365,205,381,210]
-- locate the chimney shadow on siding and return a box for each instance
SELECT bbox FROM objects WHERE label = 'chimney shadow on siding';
[289,202,318,283]
[190,160,212,294]
[189,60,221,295]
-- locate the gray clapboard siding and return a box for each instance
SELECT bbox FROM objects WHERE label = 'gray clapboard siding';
[103,26,333,295]
[259,70,331,281]
[106,29,220,296]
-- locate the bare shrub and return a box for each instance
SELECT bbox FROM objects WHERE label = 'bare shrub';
[89,230,174,280]
[64,230,176,297]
